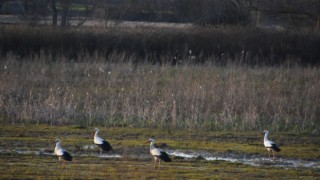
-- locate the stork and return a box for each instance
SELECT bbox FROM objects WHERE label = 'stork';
[94,128,112,156]
[54,139,72,163]
[146,138,172,169]
[262,130,281,159]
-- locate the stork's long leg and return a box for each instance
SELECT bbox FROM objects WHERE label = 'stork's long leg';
[159,159,161,169]
[268,150,271,159]
[272,150,275,159]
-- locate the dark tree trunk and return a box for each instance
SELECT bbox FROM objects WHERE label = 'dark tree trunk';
[51,0,57,26]
[61,1,70,27]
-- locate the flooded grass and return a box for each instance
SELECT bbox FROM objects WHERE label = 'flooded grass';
[0,125,319,179]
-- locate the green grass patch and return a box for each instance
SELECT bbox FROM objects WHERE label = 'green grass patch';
[0,125,319,179]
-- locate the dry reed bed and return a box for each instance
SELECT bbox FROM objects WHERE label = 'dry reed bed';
[0,53,319,132]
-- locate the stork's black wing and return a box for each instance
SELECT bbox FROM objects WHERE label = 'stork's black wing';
[96,140,112,151]
[271,143,281,152]
[159,151,172,162]
[62,151,72,161]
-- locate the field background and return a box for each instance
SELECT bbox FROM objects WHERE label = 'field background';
[0,125,319,179]
[1,0,320,179]
[1,25,319,179]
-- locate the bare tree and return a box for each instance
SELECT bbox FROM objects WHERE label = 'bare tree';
[176,0,249,26]
[51,0,57,26]
[250,0,320,28]
[60,0,71,27]
[0,0,6,10]
[19,0,50,24]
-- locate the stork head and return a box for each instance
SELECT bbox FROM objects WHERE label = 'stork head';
[146,138,155,143]
[262,130,269,134]
[54,139,61,144]
[94,128,99,132]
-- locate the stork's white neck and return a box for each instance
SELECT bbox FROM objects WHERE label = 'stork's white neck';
[94,131,99,137]
[264,132,269,142]
[54,141,65,156]
[150,141,155,149]
[94,130,104,144]
[55,141,62,151]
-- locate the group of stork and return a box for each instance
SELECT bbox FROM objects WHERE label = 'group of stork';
[54,128,280,169]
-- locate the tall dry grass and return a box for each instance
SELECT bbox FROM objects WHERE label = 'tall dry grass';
[0,53,319,132]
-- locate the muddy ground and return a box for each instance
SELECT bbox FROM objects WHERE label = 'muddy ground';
[0,125,319,179]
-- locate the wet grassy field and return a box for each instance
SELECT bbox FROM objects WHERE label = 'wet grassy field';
[0,125,319,179]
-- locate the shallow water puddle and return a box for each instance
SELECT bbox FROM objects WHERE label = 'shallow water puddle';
[1,148,319,169]
[0,147,122,159]
[167,149,320,169]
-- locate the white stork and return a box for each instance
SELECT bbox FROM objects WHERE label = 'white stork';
[146,138,172,169]
[94,128,112,156]
[54,139,72,163]
[262,130,281,159]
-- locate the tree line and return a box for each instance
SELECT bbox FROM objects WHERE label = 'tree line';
[0,0,319,28]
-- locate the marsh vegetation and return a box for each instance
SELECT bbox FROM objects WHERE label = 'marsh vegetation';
[1,48,320,132]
